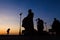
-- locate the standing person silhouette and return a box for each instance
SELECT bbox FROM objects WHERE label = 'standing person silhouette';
[7,28,10,35]
[52,18,60,35]
[22,9,34,35]
[36,18,44,35]
[37,18,44,32]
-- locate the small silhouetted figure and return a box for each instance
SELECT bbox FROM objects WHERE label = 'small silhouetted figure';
[36,18,44,32]
[7,28,10,35]
[52,18,60,35]
[22,9,34,35]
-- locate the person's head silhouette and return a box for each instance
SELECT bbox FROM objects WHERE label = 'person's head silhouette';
[28,9,32,13]
[37,18,40,20]
[54,18,56,21]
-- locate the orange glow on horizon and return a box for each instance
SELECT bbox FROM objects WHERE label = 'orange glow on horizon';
[0,25,25,35]
[0,15,25,35]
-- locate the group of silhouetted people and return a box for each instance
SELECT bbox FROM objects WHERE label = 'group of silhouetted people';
[22,9,60,36]
[5,9,60,36]
[22,9,48,36]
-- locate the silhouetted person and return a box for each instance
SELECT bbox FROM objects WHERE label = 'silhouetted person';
[22,9,34,35]
[7,28,10,35]
[37,18,44,32]
[52,18,60,35]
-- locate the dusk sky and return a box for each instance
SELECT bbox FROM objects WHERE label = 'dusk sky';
[0,0,60,35]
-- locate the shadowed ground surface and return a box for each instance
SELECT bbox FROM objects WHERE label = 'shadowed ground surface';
[0,35,56,40]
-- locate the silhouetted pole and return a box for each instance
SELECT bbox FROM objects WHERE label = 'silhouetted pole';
[45,22,48,32]
[19,13,22,35]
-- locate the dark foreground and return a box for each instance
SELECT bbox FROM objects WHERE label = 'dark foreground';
[0,35,56,40]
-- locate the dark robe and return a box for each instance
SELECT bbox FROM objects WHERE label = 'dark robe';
[22,12,34,31]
